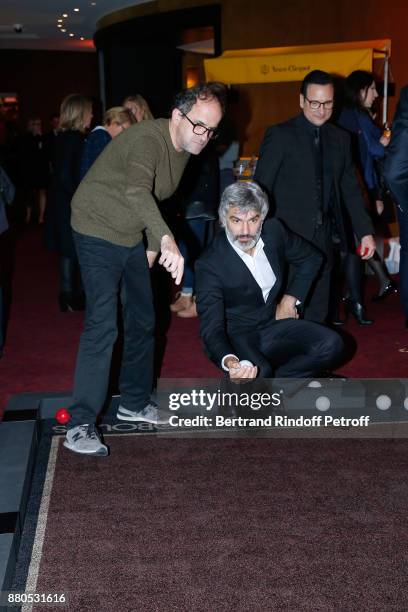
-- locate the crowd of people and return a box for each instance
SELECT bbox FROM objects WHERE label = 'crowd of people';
[1,69,407,456]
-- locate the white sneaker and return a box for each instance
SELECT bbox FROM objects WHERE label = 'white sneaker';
[116,403,169,424]
[63,424,109,456]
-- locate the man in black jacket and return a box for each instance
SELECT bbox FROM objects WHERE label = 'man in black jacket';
[383,84,408,326]
[195,181,344,381]
[254,70,376,324]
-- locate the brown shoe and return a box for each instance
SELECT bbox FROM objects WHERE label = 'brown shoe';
[177,301,197,318]
[170,293,193,313]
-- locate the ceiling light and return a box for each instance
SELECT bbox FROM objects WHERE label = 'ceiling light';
[69,33,74,37]
[61,29,66,32]
[74,8,80,12]
[80,37,84,41]
[58,19,63,23]
[57,24,62,28]
[62,13,68,18]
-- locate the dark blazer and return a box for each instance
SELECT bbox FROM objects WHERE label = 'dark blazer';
[384,130,408,214]
[383,85,408,214]
[80,127,112,181]
[195,217,323,371]
[254,114,374,249]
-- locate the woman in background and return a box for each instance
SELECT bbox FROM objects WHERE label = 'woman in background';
[45,94,92,312]
[337,70,396,323]
[80,106,135,179]
[122,94,154,122]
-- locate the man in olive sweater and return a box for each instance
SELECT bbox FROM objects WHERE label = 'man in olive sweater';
[64,83,224,456]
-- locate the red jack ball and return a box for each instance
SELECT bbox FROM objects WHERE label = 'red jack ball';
[55,408,71,424]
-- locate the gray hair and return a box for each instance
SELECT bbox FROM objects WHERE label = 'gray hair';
[218,181,269,225]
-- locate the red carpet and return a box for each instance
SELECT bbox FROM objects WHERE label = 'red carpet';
[0,227,406,417]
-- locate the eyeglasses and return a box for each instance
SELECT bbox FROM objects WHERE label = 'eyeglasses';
[179,110,218,139]
[304,96,334,110]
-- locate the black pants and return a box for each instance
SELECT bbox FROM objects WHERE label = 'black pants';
[68,232,154,428]
[303,221,333,324]
[258,318,344,378]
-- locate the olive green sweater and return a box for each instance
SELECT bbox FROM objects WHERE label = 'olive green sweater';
[71,118,189,252]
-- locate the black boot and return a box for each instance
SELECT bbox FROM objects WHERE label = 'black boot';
[330,301,346,326]
[59,257,85,312]
[372,280,398,302]
[59,292,75,312]
[343,298,373,325]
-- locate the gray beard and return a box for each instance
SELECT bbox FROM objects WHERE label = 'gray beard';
[225,225,262,253]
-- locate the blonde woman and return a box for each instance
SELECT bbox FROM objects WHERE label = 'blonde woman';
[122,94,154,122]
[80,106,135,179]
[44,94,92,312]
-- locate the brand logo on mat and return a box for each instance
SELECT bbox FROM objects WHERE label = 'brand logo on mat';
[52,422,155,434]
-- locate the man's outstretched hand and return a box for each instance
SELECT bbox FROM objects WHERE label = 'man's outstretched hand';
[159,235,184,285]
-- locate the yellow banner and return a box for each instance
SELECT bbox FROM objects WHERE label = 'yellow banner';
[205,48,375,84]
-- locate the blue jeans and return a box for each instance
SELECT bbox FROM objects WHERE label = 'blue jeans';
[397,207,408,318]
[69,232,154,427]
[179,218,212,293]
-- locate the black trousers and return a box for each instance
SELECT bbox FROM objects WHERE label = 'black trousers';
[257,318,344,378]
[68,232,154,428]
[303,221,333,324]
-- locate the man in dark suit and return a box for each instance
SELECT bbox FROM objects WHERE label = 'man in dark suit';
[254,69,376,324]
[195,181,344,381]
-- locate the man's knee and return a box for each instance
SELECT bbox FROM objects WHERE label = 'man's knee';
[83,317,118,348]
[83,297,118,347]
[315,329,344,362]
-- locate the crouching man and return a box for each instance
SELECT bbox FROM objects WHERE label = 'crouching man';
[195,181,344,381]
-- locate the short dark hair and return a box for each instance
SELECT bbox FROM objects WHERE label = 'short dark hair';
[300,70,334,97]
[173,82,227,116]
[343,70,375,111]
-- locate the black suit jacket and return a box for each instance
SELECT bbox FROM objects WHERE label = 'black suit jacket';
[195,218,323,371]
[254,114,374,248]
[383,128,408,214]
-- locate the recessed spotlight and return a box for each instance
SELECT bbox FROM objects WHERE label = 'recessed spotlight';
[57,24,62,28]
[74,8,80,12]
[61,29,66,32]
[62,13,68,18]
[58,19,63,23]
[69,33,74,37]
